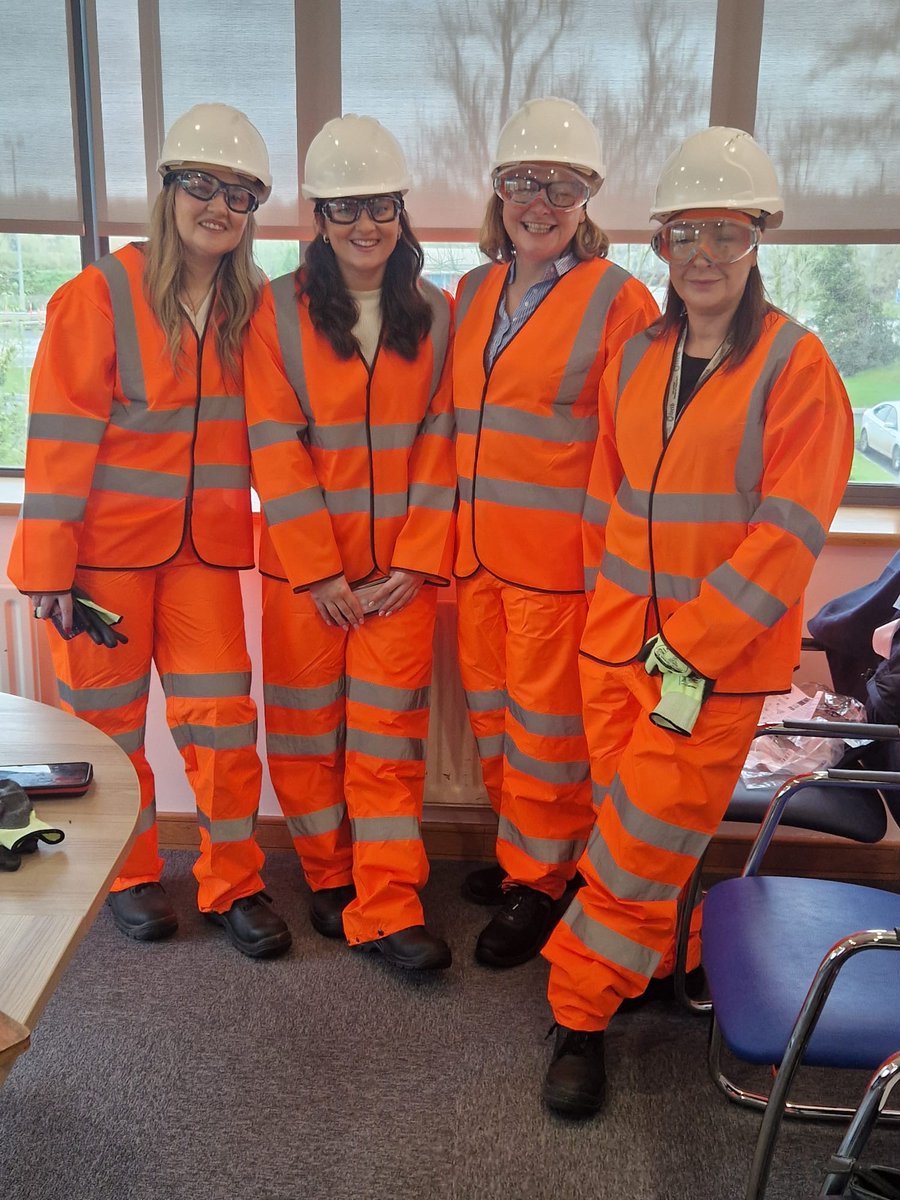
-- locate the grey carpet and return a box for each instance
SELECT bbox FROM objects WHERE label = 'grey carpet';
[1,851,895,1200]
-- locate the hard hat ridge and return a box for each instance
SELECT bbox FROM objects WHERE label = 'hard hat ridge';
[157,103,272,203]
[491,97,605,184]
[302,115,411,200]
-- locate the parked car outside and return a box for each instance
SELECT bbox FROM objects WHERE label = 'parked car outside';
[859,400,900,473]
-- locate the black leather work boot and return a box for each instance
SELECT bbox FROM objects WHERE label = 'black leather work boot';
[461,861,506,905]
[618,966,706,1012]
[107,882,178,941]
[542,1025,607,1117]
[474,885,557,968]
[205,891,292,959]
[353,925,452,971]
[308,883,355,939]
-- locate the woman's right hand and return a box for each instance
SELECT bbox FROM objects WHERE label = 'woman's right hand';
[308,577,364,630]
[30,592,73,633]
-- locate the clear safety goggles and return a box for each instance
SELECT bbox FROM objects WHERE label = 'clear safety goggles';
[317,195,404,225]
[492,166,593,212]
[164,169,259,214]
[651,218,760,265]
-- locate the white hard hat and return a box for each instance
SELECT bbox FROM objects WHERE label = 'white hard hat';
[650,127,783,228]
[301,115,410,200]
[491,97,605,183]
[158,103,272,203]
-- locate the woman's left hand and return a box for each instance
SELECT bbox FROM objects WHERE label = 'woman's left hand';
[364,569,426,617]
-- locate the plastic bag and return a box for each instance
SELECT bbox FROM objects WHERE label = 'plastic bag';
[739,683,866,789]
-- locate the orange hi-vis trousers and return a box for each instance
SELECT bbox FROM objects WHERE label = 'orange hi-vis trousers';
[261,578,438,943]
[544,656,764,1030]
[47,544,265,913]
[456,569,594,901]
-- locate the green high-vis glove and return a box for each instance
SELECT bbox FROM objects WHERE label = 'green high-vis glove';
[639,635,711,737]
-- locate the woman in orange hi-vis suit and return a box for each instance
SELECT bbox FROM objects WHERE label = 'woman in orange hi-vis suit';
[540,128,854,1118]
[453,98,658,970]
[7,105,291,959]
[243,116,457,972]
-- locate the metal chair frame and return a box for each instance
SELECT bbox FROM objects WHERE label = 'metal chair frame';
[819,1051,900,1196]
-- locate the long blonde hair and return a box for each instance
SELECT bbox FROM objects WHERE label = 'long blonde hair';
[478,193,609,263]
[142,183,265,377]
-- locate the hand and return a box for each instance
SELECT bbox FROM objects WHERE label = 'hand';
[30,592,73,633]
[308,576,364,630]
[359,569,425,617]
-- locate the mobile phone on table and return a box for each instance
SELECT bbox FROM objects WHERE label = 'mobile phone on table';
[0,762,94,798]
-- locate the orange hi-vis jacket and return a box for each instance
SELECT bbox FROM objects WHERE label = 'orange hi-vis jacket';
[244,273,456,590]
[452,258,658,592]
[581,312,854,694]
[8,243,254,595]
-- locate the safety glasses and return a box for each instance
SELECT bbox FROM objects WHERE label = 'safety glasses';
[651,218,760,265]
[317,196,404,224]
[164,169,259,214]
[492,167,593,212]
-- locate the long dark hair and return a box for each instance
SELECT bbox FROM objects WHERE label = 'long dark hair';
[298,208,432,361]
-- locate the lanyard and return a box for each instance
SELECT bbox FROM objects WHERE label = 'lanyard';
[664,325,731,439]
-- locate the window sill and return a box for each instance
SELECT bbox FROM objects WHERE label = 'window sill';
[1,477,898,545]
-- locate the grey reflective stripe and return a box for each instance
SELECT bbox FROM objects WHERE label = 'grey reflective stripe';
[57,672,151,712]
[348,677,429,713]
[605,775,710,859]
[109,402,194,434]
[618,481,757,524]
[455,408,480,436]
[160,671,251,699]
[507,696,583,738]
[287,802,347,839]
[170,720,257,751]
[312,422,367,451]
[585,825,681,902]
[93,254,146,404]
[196,811,257,844]
[421,278,451,399]
[372,491,408,519]
[601,551,701,603]
[584,564,598,591]
[465,687,506,713]
[199,395,244,421]
[134,799,157,836]
[350,815,422,841]
[454,262,494,330]
[734,320,809,494]
[346,728,425,761]
[325,487,371,516]
[92,464,186,500]
[482,404,596,445]
[264,679,344,710]
[554,262,630,408]
[421,409,454,440]
[22,493,87,521]
[408,481,455,511]
[28,412,105,444]
[264,487,328,526]
[753,495,825,556]
[476,475,584,515]
[615,331,655,420]
[497,814,583,866]
[458,474,474,504]
[194,464,250,490]
[111,725,145,755]
[707,561,788,627]
[477,733,505,758]
[249,418,301,450]
[505,736,589,785]
[267,727,344,757]
[563,897,660,978]
[271,272,314,423]
[584,495,609,525]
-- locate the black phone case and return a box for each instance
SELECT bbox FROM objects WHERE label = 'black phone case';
[0,762,94,797]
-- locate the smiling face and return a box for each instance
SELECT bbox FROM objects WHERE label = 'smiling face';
[316,194,401,291]
[499,161,587,270]
[173,163,253,271]
[666,209,759,329]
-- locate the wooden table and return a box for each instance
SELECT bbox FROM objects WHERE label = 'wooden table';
[0,692,139,1082]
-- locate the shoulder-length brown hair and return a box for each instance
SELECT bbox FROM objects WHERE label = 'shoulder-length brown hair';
[478,193,609,263]
[298,206,432,362]
[142,182,265,378]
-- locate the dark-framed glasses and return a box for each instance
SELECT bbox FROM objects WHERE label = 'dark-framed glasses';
[317,196,404,225]
[164,169,259,214]
[492,168,593,212]
[651,218,760,265]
